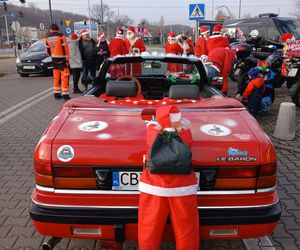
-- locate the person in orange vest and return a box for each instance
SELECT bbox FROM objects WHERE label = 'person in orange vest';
[165,32,183,72]
[206,47,236,94]
[206,24,230,53]
[108,28,128,77]
[124,26,146,76]
[194,25,209,57]
[45,23,70,100]
[138,105,199,250]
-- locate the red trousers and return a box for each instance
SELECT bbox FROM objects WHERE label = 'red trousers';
[138,193,199,250]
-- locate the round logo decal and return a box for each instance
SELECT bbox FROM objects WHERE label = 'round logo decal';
[78,121,108,132]
[57,145,74,162]
[200,124,232,137]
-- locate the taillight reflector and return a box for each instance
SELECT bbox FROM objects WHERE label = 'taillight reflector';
[259,163,276,176]
[215,178,257,189]
[53,166,95,177]
[54,177,97,189]
[218,167,257,178]
[35,173,54,187]
[257,174,276,188]
[34,162,52,175]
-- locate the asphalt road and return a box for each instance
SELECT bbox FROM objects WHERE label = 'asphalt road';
[0,56,299,250]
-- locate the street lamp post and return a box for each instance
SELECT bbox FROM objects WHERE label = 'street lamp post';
[48,0,53,23]
[239,0,241,18]
[87,0,92,35]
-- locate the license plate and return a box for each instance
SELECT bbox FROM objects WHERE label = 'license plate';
[112,171,200,191]
[288,68,298,77]
[23,65,35,69]
[234,68,240,75]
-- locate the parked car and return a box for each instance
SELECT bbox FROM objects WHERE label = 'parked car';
[223,13,300,47]
[29,55,281,249]
[16,39,52,77]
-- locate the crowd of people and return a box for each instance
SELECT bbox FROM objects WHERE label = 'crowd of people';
[45,23,146,100]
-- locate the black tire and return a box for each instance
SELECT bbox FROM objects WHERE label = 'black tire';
[237,72,250,95]
[19,73,29,77]
[291,87,300,107]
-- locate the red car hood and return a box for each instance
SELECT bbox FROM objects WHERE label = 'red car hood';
[52,101,262,167]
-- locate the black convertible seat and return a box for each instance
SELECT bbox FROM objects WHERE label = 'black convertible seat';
[168,85,200,100]
[106,80,137,97]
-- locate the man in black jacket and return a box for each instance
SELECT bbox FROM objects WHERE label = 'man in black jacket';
[78,29,97,89]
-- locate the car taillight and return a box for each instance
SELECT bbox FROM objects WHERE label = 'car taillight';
[34,161,52,175]
[257,162,277,189]
[34,161,53,187]
[214,166,258,190]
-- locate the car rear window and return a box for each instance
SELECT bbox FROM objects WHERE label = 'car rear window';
[274,19,300,39]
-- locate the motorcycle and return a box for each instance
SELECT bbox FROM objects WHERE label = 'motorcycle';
[282,57,300,107]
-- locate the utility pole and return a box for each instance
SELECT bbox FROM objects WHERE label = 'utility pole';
[212,0,214,20]
[101,0,104,25]
[4,15,10,45]
[87,0,92,35]
[48,0,53,23]
[239,0,241,18]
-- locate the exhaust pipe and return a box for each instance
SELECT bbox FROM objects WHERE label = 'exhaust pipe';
[42,237,62,250]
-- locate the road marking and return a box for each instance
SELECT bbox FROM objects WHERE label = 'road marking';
[0,87,52,118]
[243,236,276,250]
[0,88,53,125]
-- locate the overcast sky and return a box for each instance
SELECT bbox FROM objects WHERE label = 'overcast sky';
[10,0,297,25]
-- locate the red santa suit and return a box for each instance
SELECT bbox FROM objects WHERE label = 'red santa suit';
[187,37,194,54]
[165,32,183,73]
[124,26,146,76]
[207,47,236,93]
[108,29,128,77]
[138,105,199,250]
[206,24,230,53]
[195,26,209,57]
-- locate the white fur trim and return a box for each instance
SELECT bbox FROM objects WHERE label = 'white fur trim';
[163,127,176,132]
[170,112,181,122]
[139,181,198,197]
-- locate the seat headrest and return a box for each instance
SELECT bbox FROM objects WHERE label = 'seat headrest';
[169,85,200,100]
[106,80,137,98]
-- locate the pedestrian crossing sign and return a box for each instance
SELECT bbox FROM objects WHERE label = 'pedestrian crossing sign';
[189,4,205,20]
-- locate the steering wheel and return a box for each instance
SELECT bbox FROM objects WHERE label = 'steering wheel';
[117,75,142,96]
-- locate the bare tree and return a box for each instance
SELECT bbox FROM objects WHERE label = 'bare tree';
[91,4,111,25]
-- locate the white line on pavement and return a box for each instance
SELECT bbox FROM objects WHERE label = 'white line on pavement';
[0,87,52,118]
[243,236,276,250]
[0,89,53,125]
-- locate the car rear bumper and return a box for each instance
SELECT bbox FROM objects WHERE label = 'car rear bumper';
[30,199,281,226]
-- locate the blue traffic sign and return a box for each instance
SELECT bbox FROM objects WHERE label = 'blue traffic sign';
[10,13,16,18]
[66,27,71,35]
[189,4,205,20]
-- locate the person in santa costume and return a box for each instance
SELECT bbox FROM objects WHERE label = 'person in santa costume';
[205,46,236,94]
[206,24,230,53]
[108,28,128,77]
[195,25,209,57]
[187,35,195,55]
[138,105,199,250]
[124,26,146,76]
[95,32,110,70]
[165,32,183,72]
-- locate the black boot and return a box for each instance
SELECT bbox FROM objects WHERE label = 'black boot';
[73,88,83,94]
[54,93,62,99]
[62,95,71,101]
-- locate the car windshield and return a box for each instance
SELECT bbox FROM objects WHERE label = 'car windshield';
[108,60,200,79]
[26,40,45,53]
[274,19,300,39]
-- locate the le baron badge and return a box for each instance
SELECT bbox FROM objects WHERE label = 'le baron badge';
[200,124,232,137]
[78,121,108,132]
[57,145,74,162]
[216,147,257,162]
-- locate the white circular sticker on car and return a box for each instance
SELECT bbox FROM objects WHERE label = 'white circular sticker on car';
[78,121,108,132]
[57,145,74,162]
[200,124,232,137]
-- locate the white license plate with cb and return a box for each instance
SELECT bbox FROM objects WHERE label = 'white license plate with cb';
[112,171,200,191]
[288,68,298,77]
[23,65,35,69]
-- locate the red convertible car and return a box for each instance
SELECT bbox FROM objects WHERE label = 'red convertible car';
[30,55,281,249]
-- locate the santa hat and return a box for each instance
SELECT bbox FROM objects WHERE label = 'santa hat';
[116,28,124,38]
[97,32,106,40]
[80,29,89,36]
[213,24,223,34]
[70,32,79,40]
[127,26,136,34]
[168,32,176,40]
[281,33,294,43]
[169,106,181,123]
[200,25,209,35]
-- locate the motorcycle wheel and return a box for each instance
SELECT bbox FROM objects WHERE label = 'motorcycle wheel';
[237,72,250,95]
